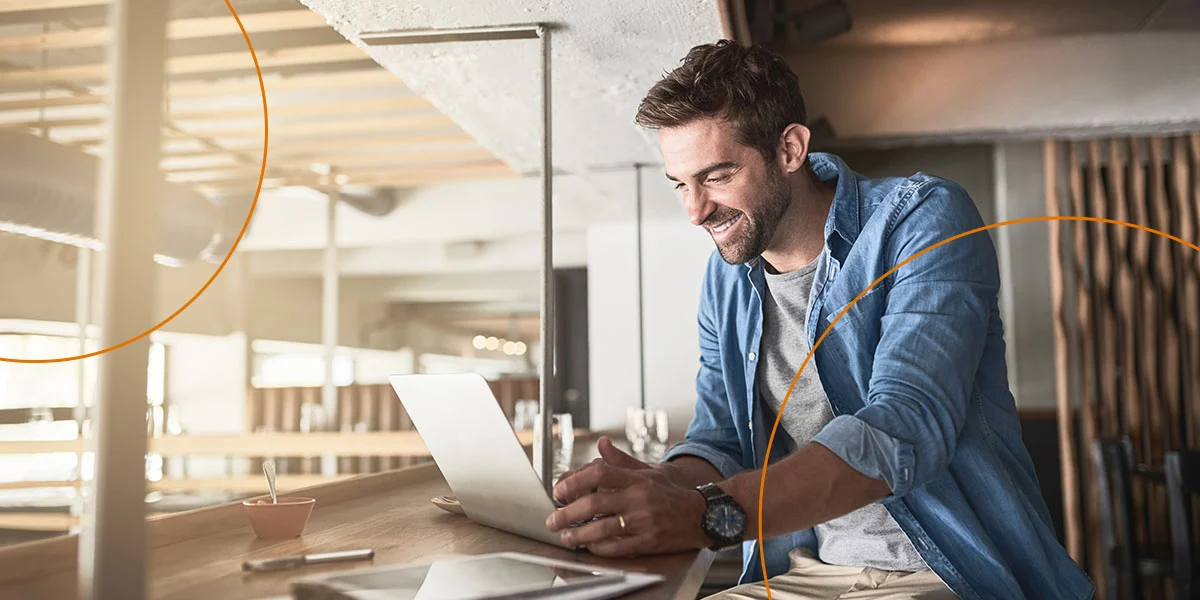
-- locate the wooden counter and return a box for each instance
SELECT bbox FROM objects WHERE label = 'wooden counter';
[0,464,714,600]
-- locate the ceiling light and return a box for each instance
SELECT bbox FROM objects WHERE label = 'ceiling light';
[472,335,487,350]
[334,174,349,185]
[503,341,516,355]
[310,163,332,175]
[485,337,499,351]
[515,342,527,356]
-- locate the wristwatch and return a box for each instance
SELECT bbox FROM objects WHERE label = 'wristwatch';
[696,483,747,550]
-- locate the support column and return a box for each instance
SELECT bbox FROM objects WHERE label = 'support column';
[77,0,168,597]
[537,27,555,494]
[635,165,646,411]
[321,192,340,475]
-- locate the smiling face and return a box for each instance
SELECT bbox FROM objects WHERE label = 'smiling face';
[661,118,792,265]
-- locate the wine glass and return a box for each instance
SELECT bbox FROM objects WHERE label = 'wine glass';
[648,408,669,461]
[625,407,650,459]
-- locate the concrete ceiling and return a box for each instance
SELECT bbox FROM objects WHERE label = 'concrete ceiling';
[296,0,727,174]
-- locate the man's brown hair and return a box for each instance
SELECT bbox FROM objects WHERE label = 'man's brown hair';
[635,40,808,162]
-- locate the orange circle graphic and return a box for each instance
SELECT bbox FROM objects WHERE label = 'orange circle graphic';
[0,0,267,364]
[760,215,1200,597]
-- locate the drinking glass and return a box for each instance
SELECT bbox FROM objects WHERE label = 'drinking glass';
[513,399,539,430]
[648,408,669,461]
[533,412,574,482]
[625,407,650,460]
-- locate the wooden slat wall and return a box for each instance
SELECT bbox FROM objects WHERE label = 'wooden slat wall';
[245,377,540,476]
[1048,135,1200,600]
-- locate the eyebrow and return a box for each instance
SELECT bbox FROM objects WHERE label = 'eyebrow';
[664,161,739,183]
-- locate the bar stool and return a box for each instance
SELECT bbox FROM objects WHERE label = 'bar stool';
[1165,449,1199,600]
[1092,437,1173,599]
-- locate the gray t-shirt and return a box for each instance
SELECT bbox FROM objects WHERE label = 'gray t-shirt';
[758,258,928,572]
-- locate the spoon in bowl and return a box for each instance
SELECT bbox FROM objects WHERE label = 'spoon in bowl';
[263,459,278,504]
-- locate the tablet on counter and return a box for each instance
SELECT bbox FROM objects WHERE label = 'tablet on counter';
[290,551,653,600]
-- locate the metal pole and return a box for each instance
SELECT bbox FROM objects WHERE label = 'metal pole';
[321,192,339,475]
[537,26,555,494]
[635,165,646,411]
[355,22,553,491]
[78,0,168,597]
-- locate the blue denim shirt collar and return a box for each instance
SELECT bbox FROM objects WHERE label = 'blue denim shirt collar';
[742,151,861,277]
[810,151,863,248]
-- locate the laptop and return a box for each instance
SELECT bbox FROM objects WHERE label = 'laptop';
[389,373,572,549]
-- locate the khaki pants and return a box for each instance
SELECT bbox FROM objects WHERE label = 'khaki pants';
[704,549,959,600]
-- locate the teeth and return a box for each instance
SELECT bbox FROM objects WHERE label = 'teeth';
[713,215,739,233]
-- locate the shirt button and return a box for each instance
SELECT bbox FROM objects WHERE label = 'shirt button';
[748,352,757,361]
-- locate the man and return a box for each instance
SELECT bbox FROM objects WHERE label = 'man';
[546,40,1093,600]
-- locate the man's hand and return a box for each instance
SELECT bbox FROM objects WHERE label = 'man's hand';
[546,436,711,557]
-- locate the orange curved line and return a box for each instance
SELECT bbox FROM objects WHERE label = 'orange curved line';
[0,0,267,364]
[760,215,1200,597]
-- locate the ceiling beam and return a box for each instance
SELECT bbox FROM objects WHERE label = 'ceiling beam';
[191,162,519,191]
[0,43,365,88]
[0,0,105,12]
[160,132,476,157]
[161,148,498,172]
[167,160,514,184]
[171,68,400,98]
[0,69,402,112]
[0,9,327,52]
[272,148,499,169]
[58,114,456,145]
[0,95,433,128]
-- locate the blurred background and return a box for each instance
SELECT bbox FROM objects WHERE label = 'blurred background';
[0,1,1198,598]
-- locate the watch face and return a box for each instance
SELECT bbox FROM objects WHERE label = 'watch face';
[704,500,746,541]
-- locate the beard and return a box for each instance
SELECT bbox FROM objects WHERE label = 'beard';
[708,165,791,265]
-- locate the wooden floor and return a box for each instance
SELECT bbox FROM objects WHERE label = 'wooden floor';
[0,463,714,600]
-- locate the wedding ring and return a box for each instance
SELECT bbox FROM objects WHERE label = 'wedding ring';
[616,514,627,535]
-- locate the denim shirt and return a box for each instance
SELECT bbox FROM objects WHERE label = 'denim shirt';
[663,153,1094,600]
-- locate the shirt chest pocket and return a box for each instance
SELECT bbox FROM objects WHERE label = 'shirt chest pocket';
[822,284,886,333]
[815,285,886,387]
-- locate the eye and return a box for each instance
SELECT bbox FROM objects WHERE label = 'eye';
[674,182,685,190]
[706,174,730,185]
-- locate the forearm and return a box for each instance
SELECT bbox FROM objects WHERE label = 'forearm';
[658,455,724,489]
[720,442,890,540]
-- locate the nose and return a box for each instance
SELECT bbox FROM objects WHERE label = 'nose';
[685,188,715,227]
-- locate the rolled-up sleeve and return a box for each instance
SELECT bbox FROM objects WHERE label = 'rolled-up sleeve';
[664,438,744,480]
[661,254,746,480]
[813,181,997,498]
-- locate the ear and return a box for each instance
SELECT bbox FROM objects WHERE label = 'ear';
[777,123,812,175]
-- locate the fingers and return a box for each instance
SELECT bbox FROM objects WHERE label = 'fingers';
[558,514,626,547]
[597,436,649,470]
[552,460,634,504]
[552,459,598,503]
[553,458,597,491]
[545,489,622,532]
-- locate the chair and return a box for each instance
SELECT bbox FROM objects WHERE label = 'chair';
[1092,437,1173,599]
[1165,449,1200,600]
